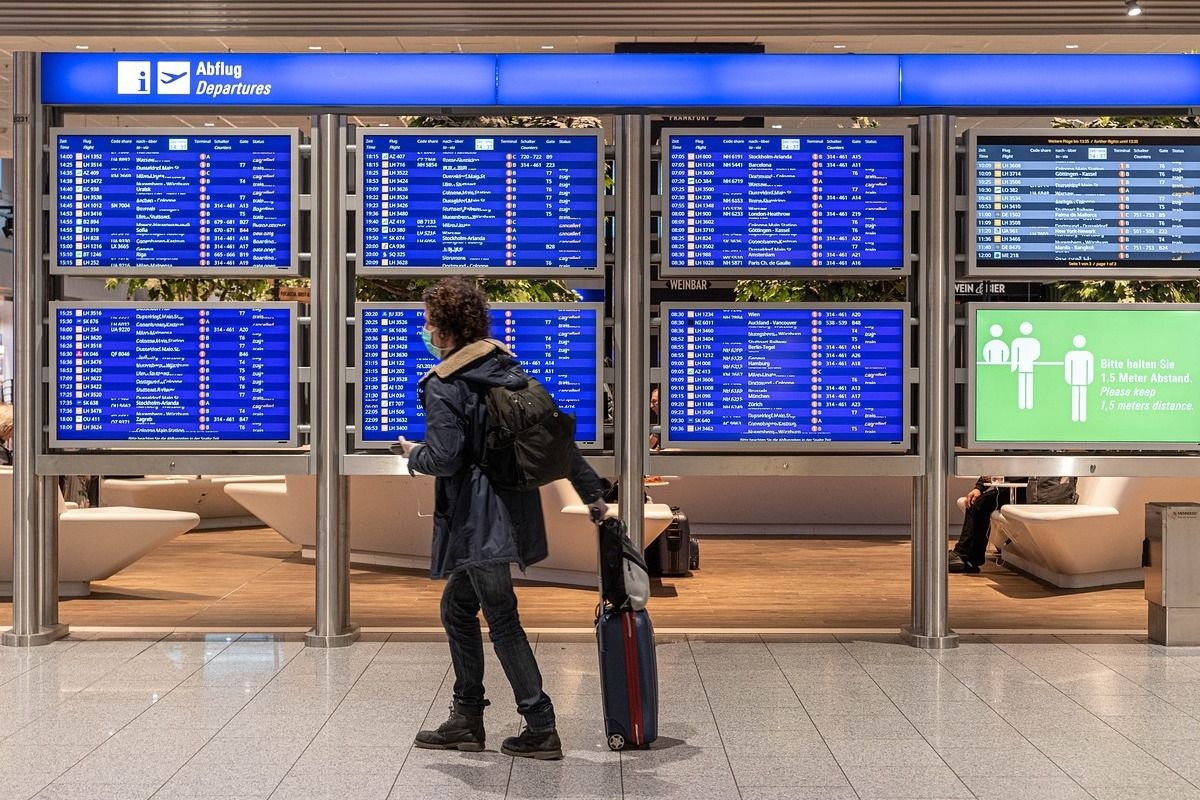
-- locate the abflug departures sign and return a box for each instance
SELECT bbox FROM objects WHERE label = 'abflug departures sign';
[51,128,299,275]
[357,130,603,275]
[970,130,1200,279]
[663,131,908,277]
[51,303,298,448]
[356,304,603,449]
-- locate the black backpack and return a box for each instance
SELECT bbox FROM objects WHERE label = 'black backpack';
[477,376,576,492]
[1026,476,1079,505]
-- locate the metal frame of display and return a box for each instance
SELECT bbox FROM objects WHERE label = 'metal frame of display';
[43,49,1200,654]
[657,301,913,453]
[658,127,914,278]
[47,300,301,450]
[352,127,606,277]
[48,126,303,277]
[965,301,1200,452]
[954,125,1200,482]
[964,128,1200,281]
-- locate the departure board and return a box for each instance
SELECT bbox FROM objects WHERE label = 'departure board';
[663,131,908,276]
[52,128,299,275]
[52,303,297,448]
[970,131,1200,277]
[357,303,603,449]
[662,304,908,450]
[357,130,603,274]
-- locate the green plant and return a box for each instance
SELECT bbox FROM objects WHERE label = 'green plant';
[735,278,907,303]
[104,276,300,302]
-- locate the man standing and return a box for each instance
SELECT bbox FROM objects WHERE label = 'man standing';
[398,277,607,760]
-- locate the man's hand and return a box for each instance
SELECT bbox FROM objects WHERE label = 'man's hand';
[397,436,416,458]
[588,498,609,523]
[964,488,982,508]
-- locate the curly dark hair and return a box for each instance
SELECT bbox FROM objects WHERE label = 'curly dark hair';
[422,277,491,347]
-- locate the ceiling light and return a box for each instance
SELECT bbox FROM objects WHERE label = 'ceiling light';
[1125,0,1143,16]
[74,44,89,50]
[833,44,847,49]
[1065,43,1080,49]
[308,45,323,51]
[771,124,783,129]
[540,45,555,50]
[379,122,390,127]
[203,122,216,127]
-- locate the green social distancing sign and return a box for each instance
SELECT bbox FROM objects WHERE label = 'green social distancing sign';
[971,305,1200,447]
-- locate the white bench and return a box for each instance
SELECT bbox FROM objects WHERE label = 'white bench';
[101,474,285,529]
[224,474,672,586]
[990,476,1200,588]
[0,467,200,597]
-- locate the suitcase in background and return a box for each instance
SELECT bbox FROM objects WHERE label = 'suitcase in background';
[596,607,658,750]
[647,506,692,577]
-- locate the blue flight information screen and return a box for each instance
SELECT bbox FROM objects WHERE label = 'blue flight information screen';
[664,305,907,449]
[664,133,907,273]
[973,133,1200,270]
[53,130,296,272]
[358,304,602,448]
[53,304,295,447]
[358,132,602,272]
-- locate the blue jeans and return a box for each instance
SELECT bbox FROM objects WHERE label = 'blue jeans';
[441,561,555,732]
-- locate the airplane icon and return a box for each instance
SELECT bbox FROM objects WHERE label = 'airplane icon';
[156,61,191,94]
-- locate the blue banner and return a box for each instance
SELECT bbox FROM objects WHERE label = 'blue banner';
[39,52,1200,109]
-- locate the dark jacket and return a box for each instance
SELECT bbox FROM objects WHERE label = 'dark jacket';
[408,338,606,579]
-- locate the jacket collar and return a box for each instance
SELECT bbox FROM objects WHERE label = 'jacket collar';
[424,338,512,381]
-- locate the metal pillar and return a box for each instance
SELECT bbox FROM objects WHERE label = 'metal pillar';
[614,116,648,549]
[39,478,64,631]
[3,52,67,646]
[306,115,358,648]
[903,115,958,650]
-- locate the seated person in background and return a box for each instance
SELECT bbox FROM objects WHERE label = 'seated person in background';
[949,476,1078,574]
[648,386,661,451]
[0,403,12,465]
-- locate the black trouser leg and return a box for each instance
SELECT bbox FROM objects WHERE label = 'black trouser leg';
[954,490,999,567]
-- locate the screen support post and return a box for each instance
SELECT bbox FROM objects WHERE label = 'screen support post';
[3,52,67,647]
[615,116,648,549]
[904,115,958,650]
[307,115,358,648]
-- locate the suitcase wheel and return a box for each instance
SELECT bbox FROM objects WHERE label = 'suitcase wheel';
[607,733,626,751]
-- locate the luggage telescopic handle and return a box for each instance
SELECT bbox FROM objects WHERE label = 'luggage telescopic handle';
[594,511,605,606]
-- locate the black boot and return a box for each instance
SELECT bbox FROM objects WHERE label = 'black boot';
[501,726,562,760]
[414,703,486,752]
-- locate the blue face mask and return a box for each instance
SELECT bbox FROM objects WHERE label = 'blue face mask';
[420,326,446,359]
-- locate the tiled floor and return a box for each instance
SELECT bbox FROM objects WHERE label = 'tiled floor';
[0,633,1198,799]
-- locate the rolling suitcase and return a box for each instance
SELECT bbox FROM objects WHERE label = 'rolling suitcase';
[646,506,692,577]
[594,515,658,751]
[596,607,658,750]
